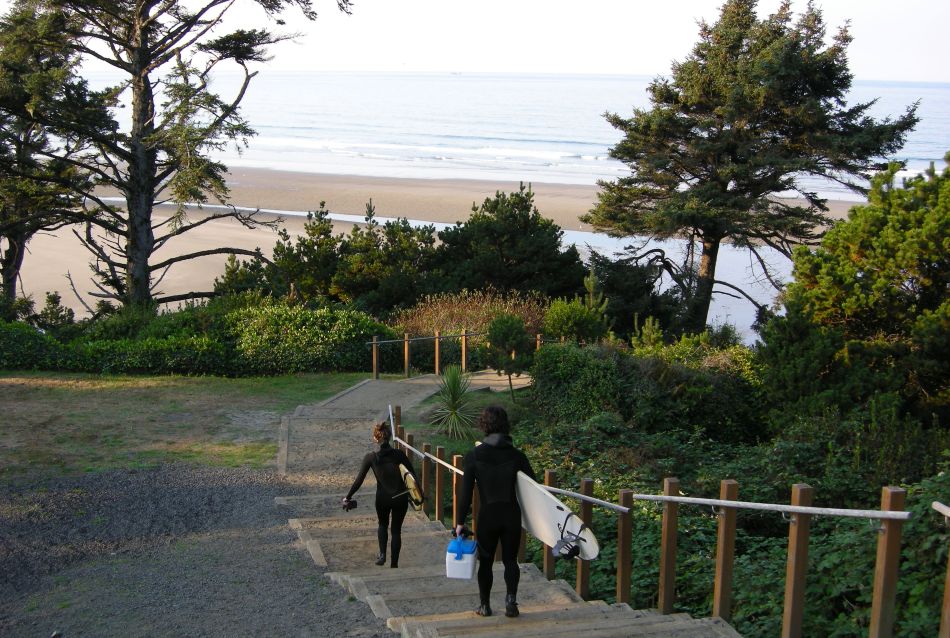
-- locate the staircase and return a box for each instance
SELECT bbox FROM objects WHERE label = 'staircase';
[276,378,743,637]
[278,490,741,637]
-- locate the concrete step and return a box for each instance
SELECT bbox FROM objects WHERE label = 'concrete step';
[315,531,449,571]
[438,611,695,638]
[346,563,547,601]
[396,602,647,637]
[388,601,595,636]
[376,578,583,620]
[693,617,745,637]
[297,516,444,541]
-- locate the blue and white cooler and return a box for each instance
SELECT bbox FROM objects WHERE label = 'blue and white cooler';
[445,536,478,579]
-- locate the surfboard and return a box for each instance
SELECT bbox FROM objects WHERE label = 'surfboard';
[399,463,424,511]
[515,471,599,560]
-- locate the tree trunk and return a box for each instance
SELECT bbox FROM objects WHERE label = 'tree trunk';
[687,236,721,334]
[0,230,26,316]
[125,12,157,308]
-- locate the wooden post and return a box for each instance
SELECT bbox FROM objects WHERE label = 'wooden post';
[461,329,468,372]
[576,478,593,599]
[372,336,379,379]
[616,489,633,605]
[869,487,907,638]
[543,470,557,580]
[394,405,401,431]
[452,454,463,529]
[421,443,432,518]
[396,425,405,453]
[536,333,542,351]
[403,333,410,378]
[659,477,680,614]
[434,330,441,376]
[405,433,415,455]
[713,479,739,621]
[940,524,950,638]
[435,446,445,524]
[781,484,814,638]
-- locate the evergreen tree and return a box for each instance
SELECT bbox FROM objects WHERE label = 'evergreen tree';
[485,313,534,401]
[331,200,438,317]
[0,0,97,317]
[760,157,950,422]
[584,0,918,333]
[21,0,352,310]
[435,183,586,299]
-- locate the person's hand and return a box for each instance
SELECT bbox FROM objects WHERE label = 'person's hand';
[455,524,464,537]
[342,497,350,505]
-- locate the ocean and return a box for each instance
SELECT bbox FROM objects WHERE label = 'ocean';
[215,72,950,200]
[87,71,950,339]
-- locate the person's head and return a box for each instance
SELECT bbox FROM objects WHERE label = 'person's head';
[478,406,510,436]
[373,422,391,444]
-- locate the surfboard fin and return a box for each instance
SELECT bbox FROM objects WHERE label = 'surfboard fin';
[552,513,589,560]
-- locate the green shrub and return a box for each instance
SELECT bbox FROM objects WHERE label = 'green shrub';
[0,320,62,369]
[76,336,229,375]
[530,343,632,424]
[542,297,608,343]
[80,304,158,341]
[429,365,478,440]
[228,305,395,374]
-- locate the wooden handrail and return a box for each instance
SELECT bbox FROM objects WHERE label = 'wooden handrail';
[936,501,950,638]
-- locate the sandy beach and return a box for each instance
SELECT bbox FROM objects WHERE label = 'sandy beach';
[19,168,859,317]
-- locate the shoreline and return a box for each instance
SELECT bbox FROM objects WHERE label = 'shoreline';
[222,167,859,229]
[20,168,862,318]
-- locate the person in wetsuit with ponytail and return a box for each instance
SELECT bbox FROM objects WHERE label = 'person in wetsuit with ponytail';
[455,406,536,618]
[343,422,417,568]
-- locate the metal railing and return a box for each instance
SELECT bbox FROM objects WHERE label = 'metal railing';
[388,404,931,638]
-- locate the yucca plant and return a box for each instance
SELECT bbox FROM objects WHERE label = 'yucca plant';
[430,365,478,440]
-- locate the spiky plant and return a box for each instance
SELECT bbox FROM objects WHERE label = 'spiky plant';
[430,365,478,440]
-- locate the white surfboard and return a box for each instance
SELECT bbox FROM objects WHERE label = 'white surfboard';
[515,471,599,560]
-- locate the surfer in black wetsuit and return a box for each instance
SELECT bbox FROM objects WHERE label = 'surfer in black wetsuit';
[343,422,417,568]
[455,406,536,618]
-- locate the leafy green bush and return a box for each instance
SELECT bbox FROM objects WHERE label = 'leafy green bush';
[0,320,62,369]
[227,304,395,374]
[530,343,632,424]
[76,336,229,375]
[542,297,608,343]
[80,303,159,341]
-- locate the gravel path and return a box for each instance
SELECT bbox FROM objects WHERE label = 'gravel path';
[0,464,391,638]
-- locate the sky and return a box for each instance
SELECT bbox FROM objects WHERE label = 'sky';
[231,0,950,83]
[0,0,944,82]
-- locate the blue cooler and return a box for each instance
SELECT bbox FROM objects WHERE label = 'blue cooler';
[446,536,478,579]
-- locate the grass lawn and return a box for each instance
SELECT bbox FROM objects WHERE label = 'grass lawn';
[0,371,371,479]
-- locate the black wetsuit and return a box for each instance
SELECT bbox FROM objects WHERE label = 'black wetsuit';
[456,433,536,605]
[346,442,417,567]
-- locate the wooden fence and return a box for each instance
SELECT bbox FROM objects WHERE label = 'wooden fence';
[367,331,562,379]
[387,406,950,638]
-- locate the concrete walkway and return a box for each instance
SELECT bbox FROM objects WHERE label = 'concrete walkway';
[274,373,742,637]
